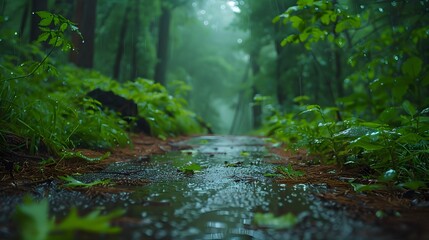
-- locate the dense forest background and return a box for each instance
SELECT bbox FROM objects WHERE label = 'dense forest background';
[1,0,428,184]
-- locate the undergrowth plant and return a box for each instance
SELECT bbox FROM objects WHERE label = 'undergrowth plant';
[261,0,429,188]
[0,11,203,160]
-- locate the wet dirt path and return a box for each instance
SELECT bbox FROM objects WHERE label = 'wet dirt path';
[1,136,397,239]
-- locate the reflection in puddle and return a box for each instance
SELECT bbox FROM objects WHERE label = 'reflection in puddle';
[110,136,388,239]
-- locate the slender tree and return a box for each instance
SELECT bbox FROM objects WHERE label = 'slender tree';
[70,0,97,69]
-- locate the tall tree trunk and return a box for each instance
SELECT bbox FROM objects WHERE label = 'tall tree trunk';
[249,49,262,129]
[154,6,171,85]
[130,0,141,80]
[113,2,131,80]
[274,37,287,106]
[19,1,30,39]
[70,0,97,69]
[30,0,47,42]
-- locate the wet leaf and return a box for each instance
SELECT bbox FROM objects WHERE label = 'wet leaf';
[349,136,385,151]
[254,212,297,229]
[60,175,111,188]
[276,165,304,179]
[351,183,385,192]
[399,181,426,190]
[56,208,124,233]
[240,151,250,157]
[402,100,417,116]
[178,163,202,174]
[14,196,53,240]
[402,56,422,78]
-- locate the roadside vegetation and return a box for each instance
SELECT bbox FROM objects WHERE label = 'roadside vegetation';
[252,1,429,189]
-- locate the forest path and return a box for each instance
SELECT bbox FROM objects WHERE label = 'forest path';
[0,135,398,239]
[79,135,388,239]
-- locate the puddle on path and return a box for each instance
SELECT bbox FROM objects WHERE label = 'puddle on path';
[0,136,393,239]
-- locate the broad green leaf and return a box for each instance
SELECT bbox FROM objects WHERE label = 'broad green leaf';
[60,175,110,188]
[272,15,281,23]
[178,163,203,174]
[60,22,68,32]
[297,0,314,6]
[36,11,52,19]
[281,34,298,46]
[254,212,297,229]
[335,17,360,33]
[321,13,331,25]
[349,136,385,151]
[56,208,124,233]
[399,181,426,190]
[351,183,385,192]
[39,16,53,26]
[37,32,50,42]
[396,133,424,144]
[290,16,303,29]
[401,56,422,78]
[14,196,53,240]
[402,100,417,116]
[299,31,310,42]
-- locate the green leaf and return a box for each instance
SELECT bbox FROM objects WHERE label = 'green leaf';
[335,17,360,33]
[281,34,298,46]
[14,196,53,240]
[399,180,426,190]
[297,0,314,6]
[351,183,385,192]
[349,136,385,151]
[60,22,68,32]
[396,133,424,144]
[178,163,202,174]
[254,212,297,229]
[402,100,417,116]
[39,16,53,26]
[321,13,331,25]
[402,56,422,78]
[56,208,124,233]
[272,15,281,24]
[290,16,304,29]
[37,32,50,42]
[36,11,52,19]
[60,175,111,188]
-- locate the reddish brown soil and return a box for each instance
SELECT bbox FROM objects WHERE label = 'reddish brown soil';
[269,146,429,240]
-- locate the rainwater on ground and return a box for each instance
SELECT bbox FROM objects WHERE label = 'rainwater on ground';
[0,136,397,239]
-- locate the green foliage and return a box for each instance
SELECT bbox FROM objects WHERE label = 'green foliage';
[263,103,429,186]
[59,175,111,188]
[253,212,297,229]
[35,11,82,51]
[177,162,203,175]
[276,164,304,179]
[14,196,123,240]
[0,10,203,160]
[262,1,429,187]
[60,68,204,139]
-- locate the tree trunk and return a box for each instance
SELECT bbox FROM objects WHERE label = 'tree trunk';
[249,49,262,128]
[130,0,141,80]
[113,2,132,80]
[70,0,97,69]
[19,1,30,39]
[154,6,171,85]
[30,0,48,42]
